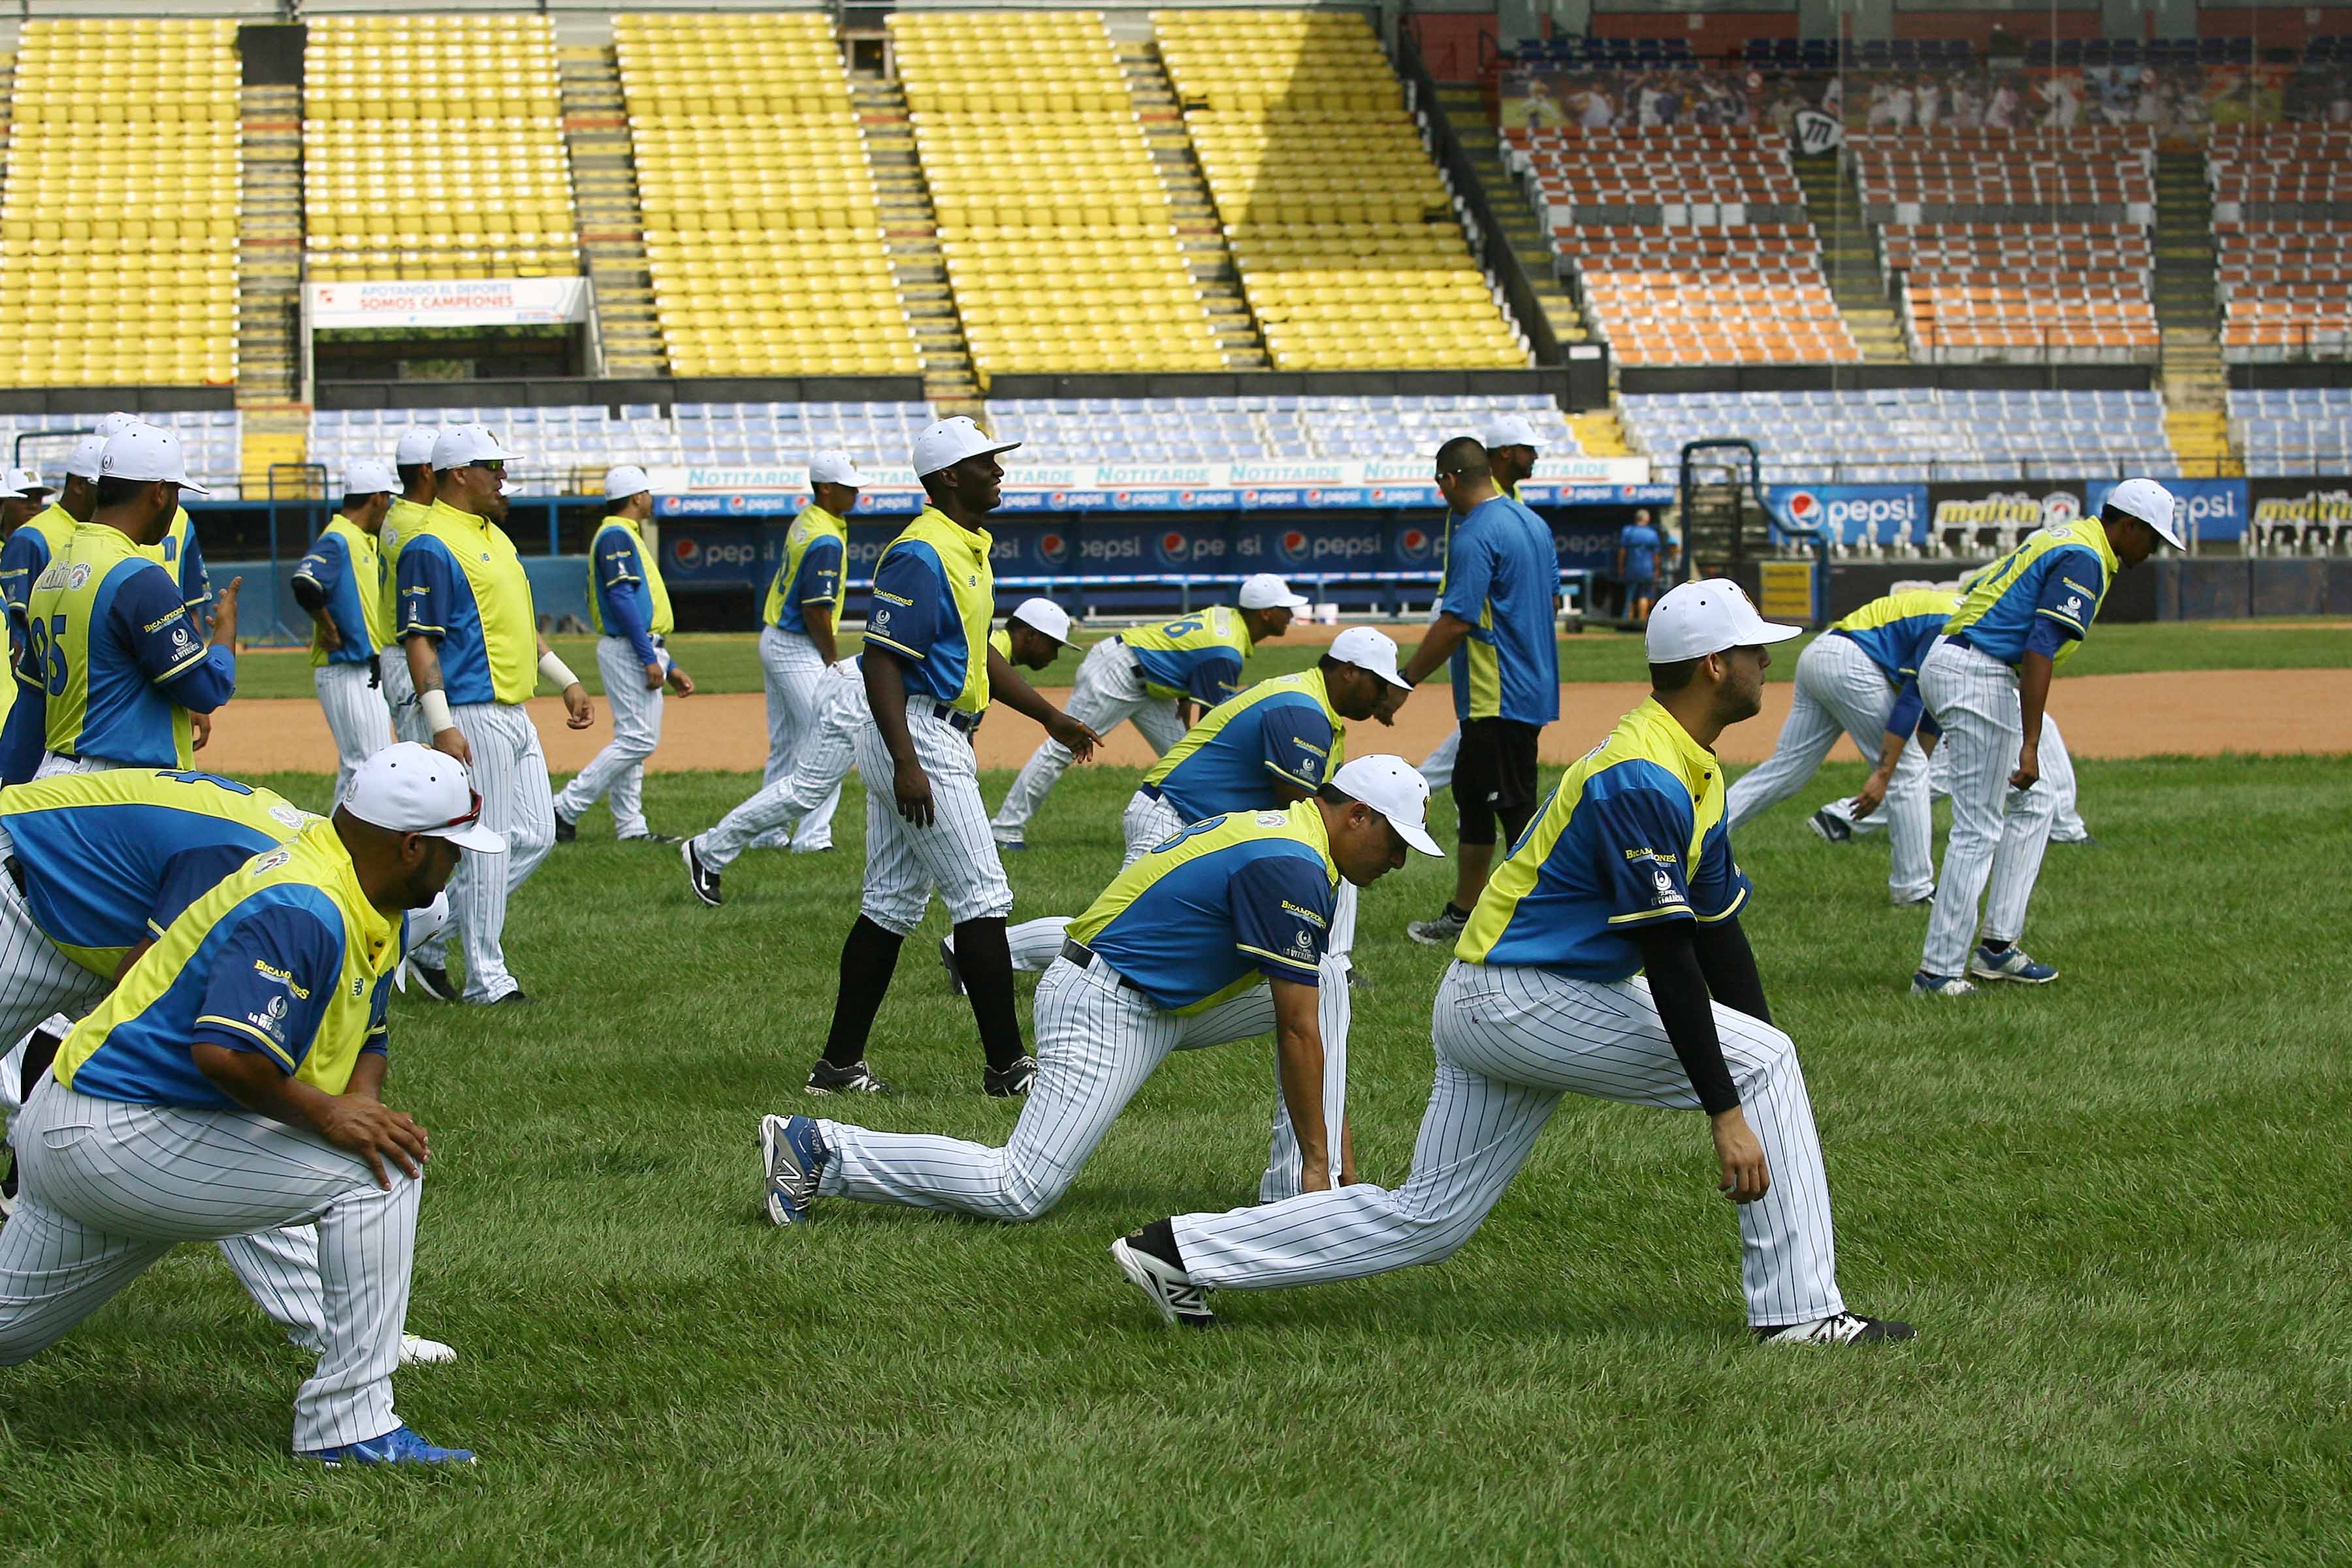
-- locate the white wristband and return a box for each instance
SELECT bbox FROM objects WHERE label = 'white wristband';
[539,651,580,690]
[419,690,455,735]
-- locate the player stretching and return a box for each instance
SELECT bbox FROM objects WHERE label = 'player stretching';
[292,460,399,810]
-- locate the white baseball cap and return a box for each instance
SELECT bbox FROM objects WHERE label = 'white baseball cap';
[1330,755,1445,857]
[10,467,48,496]
[1482,413,1541,450]
[93,411,138,439]
[1645,578,1803,663]
[430,424,516,472]
[1238,573,1310,610]
[2104,477,2182,549]
[342,743,506,853]
[0,473,22,502]
[99,425,207,494]
[343,458,398,497]
[63,434,109,482]
[1327,626,1411,690]
[402,889,453,957]
[809,449,870,488]
[912,415,1019,478]
[1007,596,1073,646]
[604,464,651,501]
[395,427,442,467]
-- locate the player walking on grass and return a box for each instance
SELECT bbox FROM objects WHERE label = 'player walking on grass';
[1910,479,2178,998]
[751,450,865,854]
[807,419,1101,1100]
[760,756,1442,1227]
[291,460,398,811]
[1108,583,1914,1348]
[1418,416,1541,797]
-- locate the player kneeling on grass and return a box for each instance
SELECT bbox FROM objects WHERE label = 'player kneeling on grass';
[1108,583,1916,1347]
[0,744,497,1466]
[759,756,1442,1227]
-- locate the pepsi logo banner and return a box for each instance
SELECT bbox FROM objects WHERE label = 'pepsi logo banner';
[1768,483,1929,545]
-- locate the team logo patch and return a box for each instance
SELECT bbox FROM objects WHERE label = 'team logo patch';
[170,626,196,657]
[1652,869,1686,906]
[1255,811,1287,827]
[67,563,91,590]
[268,804,313,831]
[249,848,293,877]
[247,991,290,1042]
[1288,928,1317,958]
[870,608,892,637]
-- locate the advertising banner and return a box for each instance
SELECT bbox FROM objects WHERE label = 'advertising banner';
[1924,480,2086,555]
[306,277,590,329]
[1767,483,1929,547]
[2245,477,2352,551]
[2087,477,2246,543]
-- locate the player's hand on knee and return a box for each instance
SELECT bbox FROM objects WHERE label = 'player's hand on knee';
[893,758,935,827]
[1710,1107,1770,1203]
[319,1096,431,1189]
[432,726,473,767]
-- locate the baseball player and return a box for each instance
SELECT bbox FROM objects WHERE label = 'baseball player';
[989,574,1309,851]
[1617,507,1665,620]
[1814,711,2092,847]
[0,743,496,1465]
[377,428,440,743]
[809,417,1101,1099]
[0,468,46,537]
[1724,588,1956,908]
[396,424,594,1006]
[1108,582,1914,1347]
[1,436,102,718]
[1911,479,2178,997]
[0,425,242,784]
[752,449,865,854]
[760,755,1442,1227]
[1403,436,1561,946]
[291,459,399,810]
[1418,416,1540,798]
[553,466,695,845]
[683,599,1072,907]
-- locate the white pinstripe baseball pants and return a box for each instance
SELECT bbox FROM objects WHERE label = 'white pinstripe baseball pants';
[758,627,841,851]
[854,703,1012,936]
[992,639,1187,842]
[1169,959,1846,1329]
[1821,712,2086,843]
[0,848,109,1059]
[379,647,423,743]
[432,701,552,1002]
[999,788,1185,974]
[314,662,395,813]
[818,955,1334,1221]
[1916,641,2057,978]
[699,658,862,870]
[34,752,137,779]
[1419,728,1460,793]
[0,1079,417,1453]
[1726,635,1935,904]
[553,637,666,839]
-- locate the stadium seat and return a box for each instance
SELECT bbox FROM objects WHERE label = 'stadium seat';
[987,392,1576,464]
[2209,129,2352,363]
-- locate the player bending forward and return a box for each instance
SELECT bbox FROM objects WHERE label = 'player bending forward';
[1108,583,1914,1347]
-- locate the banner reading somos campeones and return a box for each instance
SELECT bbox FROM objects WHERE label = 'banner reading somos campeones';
[306,278,590,329]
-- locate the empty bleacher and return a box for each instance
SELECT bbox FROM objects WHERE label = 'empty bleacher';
[310,404,682,496]
[2229,387,2352,478]
[0,18,240,387]
[302,14,577,281]
[2210,127,2352,362]
[988,392,1575,464]
[0,411,240,496]
[895,10,1222,377]
[617,12,918,379]
[1157,8,1526,371]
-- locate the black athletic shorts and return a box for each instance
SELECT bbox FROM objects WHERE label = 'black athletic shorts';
[1453,717,1541,847]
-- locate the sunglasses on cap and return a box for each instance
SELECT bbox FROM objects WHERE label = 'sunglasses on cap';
[440,786,485,831]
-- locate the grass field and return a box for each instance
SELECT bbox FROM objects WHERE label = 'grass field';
[5,752,2347,1564]
[223,617,2352,701]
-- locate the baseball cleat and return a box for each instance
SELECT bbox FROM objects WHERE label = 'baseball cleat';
[760,1113,829,1225]
[1110,1236,1214,1328]
[400,1334,459,1367]
[1970,944,2058,984]
[788,840,835,856]
[806,1058,892,1096]
[491,990,536,1006]
[1909,970,1978,999]
[1754,1311,1914,1345]
[300,1424,476,1467]
[1809,808,1852,844]
[404,961,459,1003]
[993,835,1027,853]
[553,812,577,844]
[681,838,723,907]
[984,1055,1037,1098]
[1406,907,1468,947]
[1892,888,1934,908]
[2051,833,2101,848]
[619,831,679,846]
[939,937,967,997]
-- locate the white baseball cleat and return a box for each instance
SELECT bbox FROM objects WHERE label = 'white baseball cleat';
[1110,1236,1214,1328]
[1754,1311,1914,1345]
[400,1334,459,1366]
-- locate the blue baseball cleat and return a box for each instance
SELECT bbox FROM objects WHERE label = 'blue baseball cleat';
[994,836,1027,852]
[760,1113,829,1225]
[1970,944,2058,984]
[300,1424,475,1468]
[1909,970,1978,999]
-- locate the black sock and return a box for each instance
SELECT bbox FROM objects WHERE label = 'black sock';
[1982,938,2012,953]
[952,916,1025,1073]
[1130,1217,1186,1272]
[823,916,905,1068]
[1446,901,1473,921]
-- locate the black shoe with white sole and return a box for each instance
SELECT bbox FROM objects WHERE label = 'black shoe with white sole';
[681,838,723,906]
[1110,1232,1214,1327]
[806,1058,893,1096]
[1809,808,1852,844]
[1754,1311,1915,1345]
[553,812,577,844]
[983,1055,1036,1098]
[406,961,459,1002]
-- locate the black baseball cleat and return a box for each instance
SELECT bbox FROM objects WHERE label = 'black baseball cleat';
[681,838,722,907]
[1110,1233,1214,1327]
[1809,808,1852,844]
[620,831,679,845]
[984,1056,1036,1098]
[492,990,536,1006]
[806,1058,893,1096]
[553,812,577,844]
[406,961,459,1002]
[939,937,966,997]
[1754,1312,1915,1345]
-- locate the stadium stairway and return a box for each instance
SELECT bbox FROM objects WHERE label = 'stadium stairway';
[561,42,664,378]
[2155,150,2236,475]
[237,83,302,406]
[854,73,976,411]
[1121,37,1268,370]
[1792,153,1909,363]
[1571,408,1631,457]
[1432,84,1586,347]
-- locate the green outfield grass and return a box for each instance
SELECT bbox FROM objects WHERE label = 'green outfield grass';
[227,617,2352,701]
[4,755,2346,1564]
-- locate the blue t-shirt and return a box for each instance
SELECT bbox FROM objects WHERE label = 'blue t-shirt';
[1440,494,1561,726]
[1619,522,1660,582]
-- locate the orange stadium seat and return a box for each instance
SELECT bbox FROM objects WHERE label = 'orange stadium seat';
[2210,129,2352,361]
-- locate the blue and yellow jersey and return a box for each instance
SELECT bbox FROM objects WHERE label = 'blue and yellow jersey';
[150,507,209,615]
[54,818,400,1111]
[1440,494,1560,726]
[764,504,847,636]
[1436,479,1513,598]
[0,502,78,617]
[18,522,234,768]
[294,514,392,667]
[587,515,673,668]
[1069,799,1338,1014]
[395,499,538,705]
[379,496,429,645]
[1457,698,1750,982]
[1944,517,2118,669]
[989,627,1011,664]
[0,767,314,977]
[1142,667,1344,822]
[861,505,994,715]
[1831,588,1959,742]
[1121,605,1254,704]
